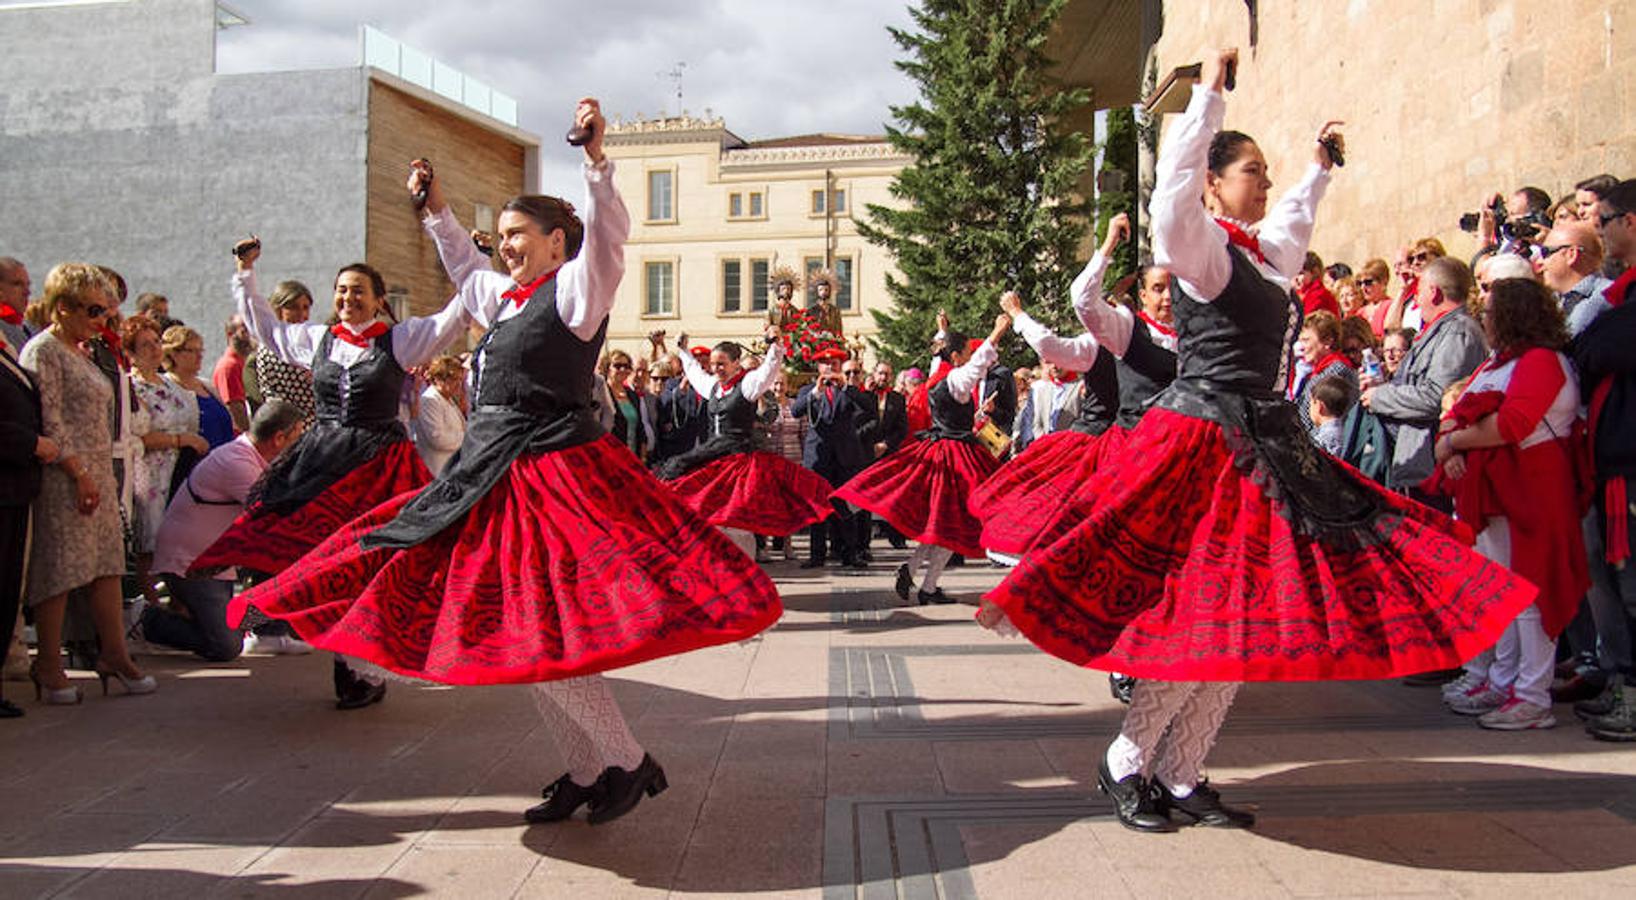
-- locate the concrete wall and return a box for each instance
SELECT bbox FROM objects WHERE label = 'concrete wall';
[1148,0,1636,277]
[0,0,367,358]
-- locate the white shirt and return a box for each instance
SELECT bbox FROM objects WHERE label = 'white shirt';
[233,271,470,408]
[1012,310,1098,372]
[1151,85,1328,302]
[412,385,465,476]
[1069,250,1177,358]
[929,336,998,402]
[151,434,266,581]
[677,337,783,402]
[423,160,630,388]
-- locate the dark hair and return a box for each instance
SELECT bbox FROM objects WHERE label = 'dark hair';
[1302,251,1324,275]
[1207,130,1257,176]
[502,195,585,259]
[712,340,743,361]
[1383,326,1417,345]
[335,262,386,299]
[1514,186,1552,214]
[937,330,971,363]
[118,312,161,347]
[1311,376,1358,419]
[1601,179,1636,216]
[134,292,167,315]
[1486,278,1567,355]
[1575,174,1619,197]
[1338,315,1377,355]
[1326,262,1353,281]
[249,398,305,441]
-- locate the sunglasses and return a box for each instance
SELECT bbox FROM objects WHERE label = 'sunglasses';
[1356,277,1378,287]
[1408,252,1432,265]
[77,304,108,318]
[610,362,632,370]
[1537,243,1577,259]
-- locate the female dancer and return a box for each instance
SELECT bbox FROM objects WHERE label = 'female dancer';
[970,215,1132,561]
[985,50,1537,832]
[656,325,835,558]
[836,313,1010,604]
[192,245,461,577]
[229,99,781,826]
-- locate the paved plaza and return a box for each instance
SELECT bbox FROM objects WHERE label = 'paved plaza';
[3,550,1636,899]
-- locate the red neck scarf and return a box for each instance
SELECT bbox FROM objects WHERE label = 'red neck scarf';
[94,324,127,370]
[1214,218,1265,263]
[1050,371,1079,386]
[716,368,748,394]
[0,303,21,326]
[1312,351,1354,374]
[1603,267,1636,308]
[502,268,561,308]
[330,321,389,348]
[1138,311,1176,339]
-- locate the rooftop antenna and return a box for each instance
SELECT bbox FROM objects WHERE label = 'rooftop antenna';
[657,62,686,117]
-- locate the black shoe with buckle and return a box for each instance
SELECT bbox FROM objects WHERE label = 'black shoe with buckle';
[1156,780,1254,829]
[335,679,387,711]
[525,772,601,823]
[917,588,954,605]
[587,754,669,825]
[1096,755,1173,833]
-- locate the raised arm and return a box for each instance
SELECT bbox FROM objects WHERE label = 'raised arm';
[1150,77,1233,301]
[945,315,1009,399]
[556,98,631,342]
[1256,132,1337,278]
[740,326,785,400]
[231,245,325,369]
[390,290,472,369]
[1001,291,1099,371]
[674,334,718,397]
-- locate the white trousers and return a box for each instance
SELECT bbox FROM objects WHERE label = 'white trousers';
[531,675,646,787]
[1465,518,1556,707]
[1106,679,1240,795]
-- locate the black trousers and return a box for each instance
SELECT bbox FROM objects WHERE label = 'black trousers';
[0,505,27,694]
[808,499,857,563]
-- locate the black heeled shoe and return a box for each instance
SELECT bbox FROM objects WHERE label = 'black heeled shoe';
[917,588,954,605]
[587,754,668,825]
[1096,754,1174,833]
[1108,674,1137,705]
[1156,779,1255,829]
[524,772,602,823]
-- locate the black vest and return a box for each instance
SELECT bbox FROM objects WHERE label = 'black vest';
[1068,349,1119,436]
[921,378,977,441]
[1170,245,1299,393]
[706,378,758,442]
[1114,319,1178,428]
[311,328,405,427]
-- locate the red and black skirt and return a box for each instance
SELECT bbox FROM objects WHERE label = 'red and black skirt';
[665,450,835,536]
[833,436,1001,558]
[969,426,1129,556]
[227,434,782,686]
[192,439,430,576]
[986,402,1538,682]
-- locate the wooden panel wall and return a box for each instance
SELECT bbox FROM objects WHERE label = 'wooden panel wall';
[365,80,528,329]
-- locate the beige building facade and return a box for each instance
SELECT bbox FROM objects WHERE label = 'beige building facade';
[601,116,910,363]
[1140,0,1636,272]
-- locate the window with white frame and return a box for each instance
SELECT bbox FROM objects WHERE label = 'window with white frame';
[647,169,674,222]
[721,259,742,313]
[719,256,770,314]
[644,260,675,316]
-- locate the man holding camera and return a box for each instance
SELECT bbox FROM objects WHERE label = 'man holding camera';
[791,351,873,569]
[1466,186,1553,258]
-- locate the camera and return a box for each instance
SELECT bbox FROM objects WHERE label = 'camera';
[1459,195,1506,235]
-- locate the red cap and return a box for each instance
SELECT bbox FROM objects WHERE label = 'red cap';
[689,346,712,358]
[966,338,984,353]
[813,347,849,363]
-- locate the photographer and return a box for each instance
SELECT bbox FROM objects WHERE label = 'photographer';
[1465,187,1553,259]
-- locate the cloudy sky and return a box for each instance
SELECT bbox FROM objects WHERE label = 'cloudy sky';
[216,0,924,189]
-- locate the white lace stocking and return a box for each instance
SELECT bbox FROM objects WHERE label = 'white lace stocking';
[531,675,645,786]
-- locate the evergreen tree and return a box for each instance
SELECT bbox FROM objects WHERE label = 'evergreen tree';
[1097,106,1139,296]
[860,0,1094,370]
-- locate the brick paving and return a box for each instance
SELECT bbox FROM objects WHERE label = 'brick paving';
[3,549,1636,898]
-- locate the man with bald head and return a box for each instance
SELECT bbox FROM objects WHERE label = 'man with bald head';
[1536,219,1611,337]
[0,257,31,351]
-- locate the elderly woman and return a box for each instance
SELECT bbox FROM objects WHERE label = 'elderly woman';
[126,314,209,605]
[245,280,317,424]
[162,325,234,450]
[413,355,467,476]
[1432,279,1587,730]
[1384,237,1448,333]
[1292,311,1358,434]
[1355,258,1393,336]
[20,264,156,703]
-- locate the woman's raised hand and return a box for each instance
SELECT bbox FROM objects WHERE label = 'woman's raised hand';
[998,291,1023,318]
[1314,122,1346,171]
[232,236,260,272]
[1101,212,1131,257]
[1202,48,1238,94]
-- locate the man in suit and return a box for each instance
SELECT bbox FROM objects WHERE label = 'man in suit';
[0,330,58,717]
[1028,361,1081,440]
[855,359,908,554]
[791,349,874,569]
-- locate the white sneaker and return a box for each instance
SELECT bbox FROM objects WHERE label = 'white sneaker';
[1478,698,1557,730]
[243,633,313,656]
[1448,683,1509,716]
[1441,670,1485,702]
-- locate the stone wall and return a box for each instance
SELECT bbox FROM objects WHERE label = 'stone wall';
[1147,0,1636,275]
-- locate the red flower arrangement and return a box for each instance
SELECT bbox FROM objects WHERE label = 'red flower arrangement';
[778,308,847,371]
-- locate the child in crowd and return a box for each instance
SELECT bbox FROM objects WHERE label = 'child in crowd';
[1309,376,1359,457]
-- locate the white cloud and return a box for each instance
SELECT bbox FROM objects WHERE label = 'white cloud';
[215,0,922,192]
